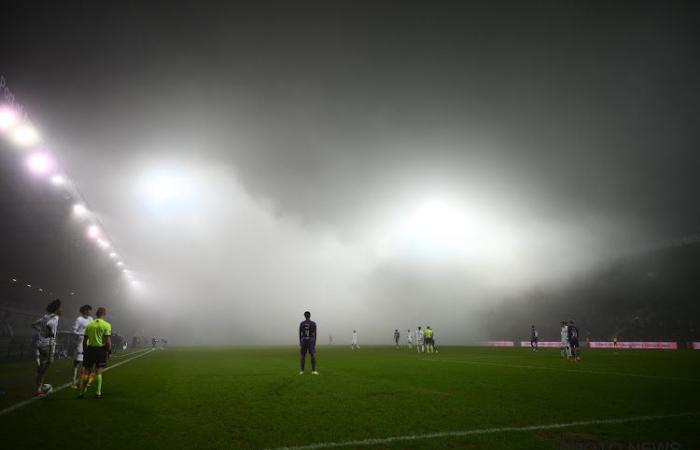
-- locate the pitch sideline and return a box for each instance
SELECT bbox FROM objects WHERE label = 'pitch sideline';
[261,411,697,450]
[0,348,155,416]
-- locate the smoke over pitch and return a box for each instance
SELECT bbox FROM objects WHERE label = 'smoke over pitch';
[2,2,697,344]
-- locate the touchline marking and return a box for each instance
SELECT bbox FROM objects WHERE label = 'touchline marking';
[0,348,155,416]
[260,412,697,450]
[423,358,700,382]
[110,347,152,359]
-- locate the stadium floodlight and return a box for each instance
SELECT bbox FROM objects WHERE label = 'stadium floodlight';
[26,152,55,175]
[116,261,124,267]
[86,224,101,240]
[11,278,17,282]
[26,284,31,288]
[97,238,111,249]
[73,203,89,218]
[50,174,66,185]
[130,280,140,288]
[0,106,19,132]
[10,123,40,146]
[109,251,117,258]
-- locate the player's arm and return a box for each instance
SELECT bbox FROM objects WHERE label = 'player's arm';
[31,318,42,332]
[72,318,80,334]
[105,334,112,355]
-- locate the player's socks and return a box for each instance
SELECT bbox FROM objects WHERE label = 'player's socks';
[79,373,89,393]
[95,374,103,395]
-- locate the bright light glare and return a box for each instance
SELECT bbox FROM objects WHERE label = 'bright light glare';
[109,252,117,259]
[0,107,18,131]
[26,152,55,175]
[10,124,40,146]
[50,174,66,185]
[384,198,517,263]
[116,261,124,267]
[73,203,89,217]
[97,238,110,249]
[86,224,101,240]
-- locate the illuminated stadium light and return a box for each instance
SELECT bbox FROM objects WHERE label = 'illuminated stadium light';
[0,106,19,131]
[50,174,66,185]
[97,238,111,249]
[26,152,56,175]
[86,224,101,240]
[116,261,124,267]
[10,123,40,146]
[109,251,117,259]
[11,278,17,282]
[130,280,140,288]
[73,203,89,217]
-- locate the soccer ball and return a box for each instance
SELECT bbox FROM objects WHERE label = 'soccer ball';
[41,384,53,395]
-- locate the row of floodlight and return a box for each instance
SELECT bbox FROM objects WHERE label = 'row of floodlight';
[0,103,139,288]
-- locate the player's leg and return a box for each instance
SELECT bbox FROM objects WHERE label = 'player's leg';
[34,345,51,396]
[300,341,308,373]
[94,347,109,398]
[310,341,318,374]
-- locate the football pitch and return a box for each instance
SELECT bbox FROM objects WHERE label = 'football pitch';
[1,346,699,449]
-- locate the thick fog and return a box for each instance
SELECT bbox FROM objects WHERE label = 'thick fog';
[3,2,698,344]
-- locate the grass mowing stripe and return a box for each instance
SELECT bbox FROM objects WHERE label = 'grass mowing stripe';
[424,357,700,382]
[261,412,698,450]
[0,348,154,416]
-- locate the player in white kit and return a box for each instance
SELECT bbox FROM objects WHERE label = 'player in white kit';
[351,330,360,349]
[71,305,93,388]
[31,299,63,397]
[407,329,414,349]
[415,326,425,352]
[559,321,570,358]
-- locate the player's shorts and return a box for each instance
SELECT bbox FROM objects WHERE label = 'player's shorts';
[35,343,54,368]
[83,346,109,369]
[74,335,85,362]
[300,339,316,355]
[561,340,569,347]
[416,338,424,345]
[570,338,580,349]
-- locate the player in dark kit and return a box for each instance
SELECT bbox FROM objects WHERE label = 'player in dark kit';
[567,320,581,362]
[393,329,400,348]
[530,325,539,351]
[299,311,318,375]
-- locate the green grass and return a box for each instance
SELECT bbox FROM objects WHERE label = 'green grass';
[1,346,699,449]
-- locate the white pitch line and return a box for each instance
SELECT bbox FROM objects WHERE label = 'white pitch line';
[0,348,155,416]
[261,412,697,450]
[423,358,700,382]
[110,348,152,359]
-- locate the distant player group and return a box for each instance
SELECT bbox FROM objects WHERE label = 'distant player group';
[31,299,113,399]
[529,320,581,361]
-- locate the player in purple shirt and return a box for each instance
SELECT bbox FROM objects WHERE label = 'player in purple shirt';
[299,311,318,375]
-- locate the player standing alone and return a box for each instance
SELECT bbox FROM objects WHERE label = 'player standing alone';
[567,320,581,362]
[407,329,413,349]
[78,307,112,399]
[71,305,93,388]
[299,311,318,375]
[393,329,400,349]
[351,330,360,350]
[530,325,539,351]
[31,299,63,398]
